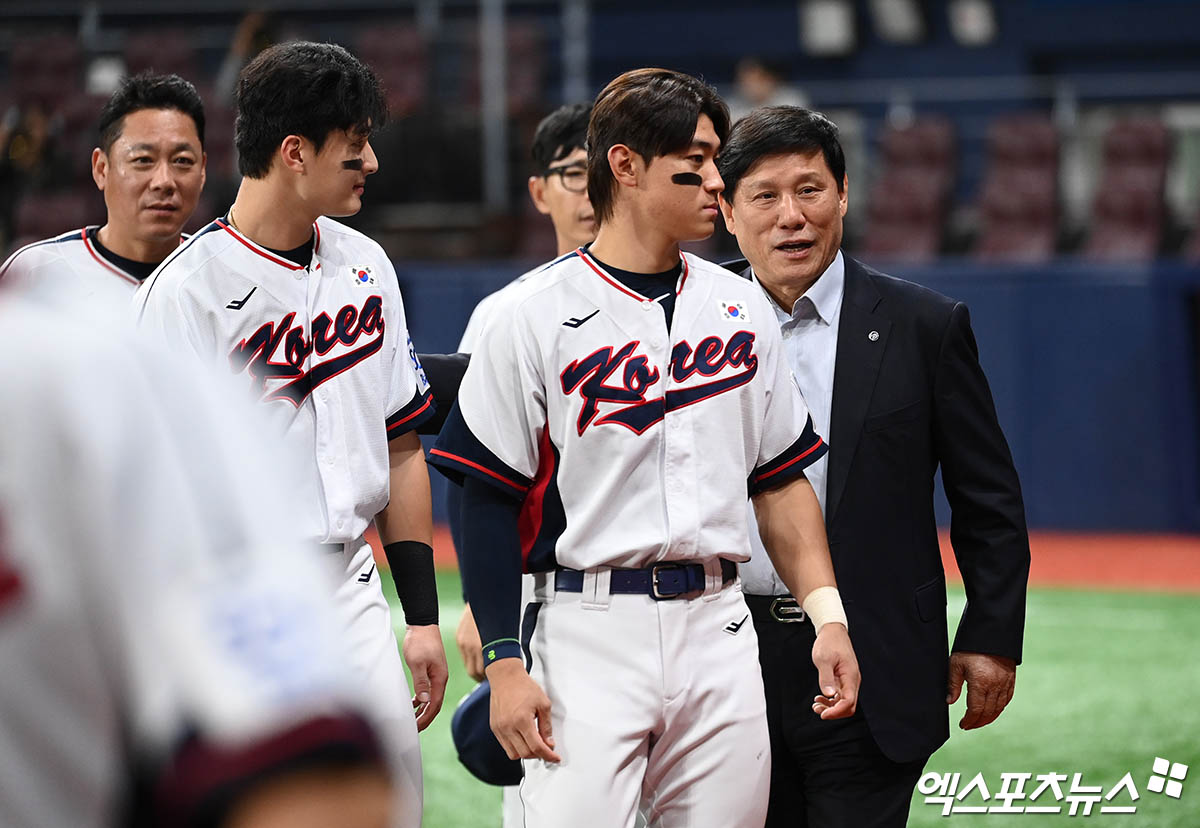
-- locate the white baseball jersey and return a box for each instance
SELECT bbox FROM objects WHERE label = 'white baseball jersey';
[0,226,149,311]
[133,215,434,545]
[430,247,826,572]
[0,298,384,828]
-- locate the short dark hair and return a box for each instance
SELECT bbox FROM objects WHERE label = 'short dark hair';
[531,103,591,172]
[97,72,205,153]
[587,68,730,224]
[234,41,387,179]
[718,106,846,199]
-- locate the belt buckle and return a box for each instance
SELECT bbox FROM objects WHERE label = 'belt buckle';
[650,563,685,600]
[770,597,806,623]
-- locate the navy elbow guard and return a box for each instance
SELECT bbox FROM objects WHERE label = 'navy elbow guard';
[383,541,439,626]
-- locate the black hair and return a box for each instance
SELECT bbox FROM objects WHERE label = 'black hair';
[718,106,846,199]
[234,41,387,179]
[531,103,591,172]
[587,68,730,224]
[97,72,206,153]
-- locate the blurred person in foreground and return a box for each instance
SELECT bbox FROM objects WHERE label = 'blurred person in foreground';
[0,294,393,828]
[0,72,206,310]
[718,106,1030,827]
[133,41,445,828]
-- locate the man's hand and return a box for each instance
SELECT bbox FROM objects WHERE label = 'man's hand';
[947,651,1016,730]
[484,658,561,763]
[402,625,448,731]
[810,623,861,720]
[456,604,485,681]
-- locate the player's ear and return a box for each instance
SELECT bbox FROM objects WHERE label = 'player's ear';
[279,135,306,174]
[91,147,107,191]
[528,175,551,216]
[839,174,849,216]
[607,143,640,190]
[199,150,208,191]
[718,193,737,235]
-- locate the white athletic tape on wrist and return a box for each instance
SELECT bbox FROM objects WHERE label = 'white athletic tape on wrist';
[801,586,848,633]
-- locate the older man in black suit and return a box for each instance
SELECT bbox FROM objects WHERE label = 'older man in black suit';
[717,107,1030,827]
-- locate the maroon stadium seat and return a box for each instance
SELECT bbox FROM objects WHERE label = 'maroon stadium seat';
[974,114,1059,262]
[1083,118,1171,262]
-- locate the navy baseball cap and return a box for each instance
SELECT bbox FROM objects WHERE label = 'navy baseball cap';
[451,680,524,786]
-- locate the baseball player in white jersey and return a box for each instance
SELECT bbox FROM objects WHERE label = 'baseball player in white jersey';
[133,42,446,828]
[430,69,860,828]
[0,72,206,312]
[0,295,394,828]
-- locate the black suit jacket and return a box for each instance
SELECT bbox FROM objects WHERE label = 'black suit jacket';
[738,255,1030,764]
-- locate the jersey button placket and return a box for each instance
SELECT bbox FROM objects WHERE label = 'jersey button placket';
[308,257,340,534]
[660,332,685,556]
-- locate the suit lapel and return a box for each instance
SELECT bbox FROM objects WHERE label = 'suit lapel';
[826,259,890,527]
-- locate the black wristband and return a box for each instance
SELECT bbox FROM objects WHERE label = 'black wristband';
[383,541,439,626]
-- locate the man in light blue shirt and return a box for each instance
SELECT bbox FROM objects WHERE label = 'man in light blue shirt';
[719,106,1030,828]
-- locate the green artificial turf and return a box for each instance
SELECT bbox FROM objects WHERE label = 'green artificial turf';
[909,587,1200,827]
[383,575,1200,827]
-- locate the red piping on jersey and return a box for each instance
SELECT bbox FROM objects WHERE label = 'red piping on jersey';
[387,396,433,430]
[80,228,141,286]
[428,449,528,493]
[755,439,826,483]
[517,429,555,568]
[216,218,316,271]
[577,248,691,302]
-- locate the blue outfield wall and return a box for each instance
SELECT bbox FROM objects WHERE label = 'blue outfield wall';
[399,259,1200,533]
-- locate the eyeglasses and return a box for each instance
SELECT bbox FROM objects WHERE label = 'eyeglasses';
[544,163,588,193]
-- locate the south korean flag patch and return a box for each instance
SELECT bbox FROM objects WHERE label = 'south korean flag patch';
[350,264,376,286]
[720,300,749,323]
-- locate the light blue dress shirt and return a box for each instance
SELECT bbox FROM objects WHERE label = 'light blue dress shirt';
[742,251,845,596]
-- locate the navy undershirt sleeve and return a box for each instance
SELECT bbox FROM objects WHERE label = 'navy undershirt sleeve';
[460,475,525,666]
[445,482,468,601]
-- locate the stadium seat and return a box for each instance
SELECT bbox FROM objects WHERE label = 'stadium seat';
[57,93,111,181]
[859,168,945,263]
[461,21,545,117]
[14,189,103,240]
[356,23,428,117]
[123,29,198,81]
[975,169,1057,262]
[1083,117,1171,262]
[1084,168,1165,261]
[10,33,81,112]
[860,117,955,263]
[974,114,1059,262]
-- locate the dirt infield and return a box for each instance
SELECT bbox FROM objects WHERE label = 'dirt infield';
[367,526,1200,594]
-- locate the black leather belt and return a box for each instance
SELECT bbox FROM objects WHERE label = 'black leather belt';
[745,593,808,623]
[554,559,737,600]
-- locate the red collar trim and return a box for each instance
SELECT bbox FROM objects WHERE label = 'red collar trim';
[216,217,319,271]
[576,248,690,302]
[81,228,141,286]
